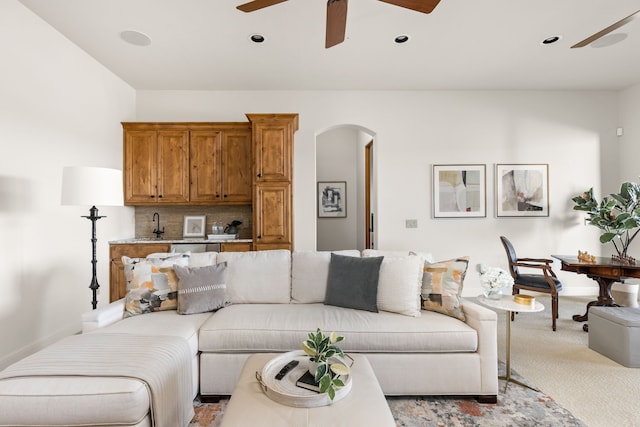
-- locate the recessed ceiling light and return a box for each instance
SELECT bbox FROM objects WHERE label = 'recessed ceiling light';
[394,35,410,44]
[250,34,265,43]
[119,30,152,46]
[541,35,562,45]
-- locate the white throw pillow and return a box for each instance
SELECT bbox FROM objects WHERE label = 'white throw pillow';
[376,255,424,317]
[291,250,361,303]
[217,250,291,303]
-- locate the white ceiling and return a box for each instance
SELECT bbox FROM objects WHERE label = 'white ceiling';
[17,0,640,91]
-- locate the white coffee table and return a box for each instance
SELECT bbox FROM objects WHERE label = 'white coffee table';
[219,353,395,427]
[477,294,544,392]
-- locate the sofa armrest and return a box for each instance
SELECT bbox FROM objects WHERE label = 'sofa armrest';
[81,299,125,333]
[461,298,499,395]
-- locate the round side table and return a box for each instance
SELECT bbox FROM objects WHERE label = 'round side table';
[477,294,544,392]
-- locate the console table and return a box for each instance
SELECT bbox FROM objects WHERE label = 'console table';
[552,255,640,331]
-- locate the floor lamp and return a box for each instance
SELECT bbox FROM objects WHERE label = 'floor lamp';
[61,166,123,310]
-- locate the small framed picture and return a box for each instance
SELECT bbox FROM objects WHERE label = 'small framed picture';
[496,164,549,217]
[433,164,486,218]
[318,181,347,218]
[183,215,206,238]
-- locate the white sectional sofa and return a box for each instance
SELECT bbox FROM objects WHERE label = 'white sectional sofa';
[0,249,498,427]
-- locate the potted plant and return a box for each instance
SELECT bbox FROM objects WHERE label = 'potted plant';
[301,328,350,400]
[572,182,640,263]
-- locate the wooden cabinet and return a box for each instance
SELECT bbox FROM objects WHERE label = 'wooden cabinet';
[190,126,252,204]
[109,243,171,302]
[124,125,190,205]
[248,114,298,251]
[220,242,253,252]
[124,123,252,206]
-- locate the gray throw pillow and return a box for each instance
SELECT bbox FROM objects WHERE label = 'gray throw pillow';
[324,253,384,312]
[174,263,229,315]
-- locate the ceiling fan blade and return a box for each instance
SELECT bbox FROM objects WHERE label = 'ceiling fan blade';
[237,0,288,13]
[378,0,441,14]
[326,0,348,48]
[571,9,640,48]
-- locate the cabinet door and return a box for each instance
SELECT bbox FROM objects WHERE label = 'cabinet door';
[109,243,171,302]
[254,182,291,246]
[157,130,190,203]
[124,130,157,204]
[190,130,223,203]
[220,242,253,252]
[252,121,293,182]
[221,128,252,203]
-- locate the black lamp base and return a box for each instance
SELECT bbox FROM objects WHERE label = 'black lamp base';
[82,205,105,310]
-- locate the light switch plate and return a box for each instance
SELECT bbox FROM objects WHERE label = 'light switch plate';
[405,219,418,228]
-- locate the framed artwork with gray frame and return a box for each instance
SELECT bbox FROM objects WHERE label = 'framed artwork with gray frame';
[433,164,486,218]
[183,215,206,237]
[318,181,347,218]
[496,164,549,217]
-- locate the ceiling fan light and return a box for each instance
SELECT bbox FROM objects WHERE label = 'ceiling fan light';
[394,35,410,44]
[541,35,561,45]
[250,34,265,43]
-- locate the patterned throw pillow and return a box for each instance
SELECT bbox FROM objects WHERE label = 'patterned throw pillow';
[122,253,190,318]
[421,257,469,321]
[174,263,229,315]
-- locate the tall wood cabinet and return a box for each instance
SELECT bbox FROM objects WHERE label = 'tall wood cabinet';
[248,114,298,251]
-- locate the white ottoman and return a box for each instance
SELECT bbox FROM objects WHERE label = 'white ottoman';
[589,306,640,368]
[220,353,396,427]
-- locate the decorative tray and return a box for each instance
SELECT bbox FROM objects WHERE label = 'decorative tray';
[255,350,353,408]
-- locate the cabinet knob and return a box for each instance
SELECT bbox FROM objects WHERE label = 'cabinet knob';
[257,173,262,178]
[216,194,220,198]
[257,235,262,239]
[150,195,155,198]
[224,194,228,198]
[158,195,163,198]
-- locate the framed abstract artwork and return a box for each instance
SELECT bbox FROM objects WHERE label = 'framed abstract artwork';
[318,181,347,218]
[496,164,549,217]
[433,164,486,218]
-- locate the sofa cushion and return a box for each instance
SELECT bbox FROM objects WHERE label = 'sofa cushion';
[199,303,477,353]
[93,310,211,356]
[175,263,229,315]
[217,250,291,304]
[122,253,190,318]
[324,254,384,312]
[291,250,361,303]
[377,255,424,317]
[0,377,149,427]
[188,251,218,267]
[422,257,469,321]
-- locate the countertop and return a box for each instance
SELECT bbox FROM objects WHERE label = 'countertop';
[109,238,252,244]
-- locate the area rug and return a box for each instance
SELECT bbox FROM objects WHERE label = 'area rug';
[189,363,586,427]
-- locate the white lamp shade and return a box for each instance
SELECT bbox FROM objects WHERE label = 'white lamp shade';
[61,166,124,207]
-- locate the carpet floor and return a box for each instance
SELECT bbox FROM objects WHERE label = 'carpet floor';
[188,363,585,427]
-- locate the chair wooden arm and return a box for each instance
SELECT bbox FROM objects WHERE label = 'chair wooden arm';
[513,261,553,270]
[517,257,554,264]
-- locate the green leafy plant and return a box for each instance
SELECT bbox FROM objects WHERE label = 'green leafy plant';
[301,328,349,400]
[572,182,640,262]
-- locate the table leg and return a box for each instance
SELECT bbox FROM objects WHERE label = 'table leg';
[572,276,620,332]
[498,311,540,393]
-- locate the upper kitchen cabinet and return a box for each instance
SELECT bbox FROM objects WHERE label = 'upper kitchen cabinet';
[190,125,252,204]
[123,123,190,205]
[248,114,298,183]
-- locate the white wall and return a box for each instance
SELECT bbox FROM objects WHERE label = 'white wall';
[0,1,136,368]
[316,127,359,250]
[136,90,619,296]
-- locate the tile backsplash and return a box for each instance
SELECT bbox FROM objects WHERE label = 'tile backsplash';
[135,205,252,240]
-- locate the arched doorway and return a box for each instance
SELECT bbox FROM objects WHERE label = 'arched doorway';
[315,125,376,251]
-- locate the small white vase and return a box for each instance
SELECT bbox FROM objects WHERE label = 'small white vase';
[308,360,319,377]
[483,288,503,300]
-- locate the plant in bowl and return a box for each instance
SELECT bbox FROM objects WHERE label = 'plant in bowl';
[301,328,350,400]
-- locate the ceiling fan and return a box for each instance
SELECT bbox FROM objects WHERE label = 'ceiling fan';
[236,0,442,48]
[571,9,639,48]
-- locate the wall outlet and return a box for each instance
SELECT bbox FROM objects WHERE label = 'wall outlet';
[405,219,418,229]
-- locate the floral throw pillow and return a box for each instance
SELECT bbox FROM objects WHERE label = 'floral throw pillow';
[122,253,190,318]
[421,257,469,321]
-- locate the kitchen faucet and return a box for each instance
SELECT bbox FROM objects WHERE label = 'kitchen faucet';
[152,212,165,239]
